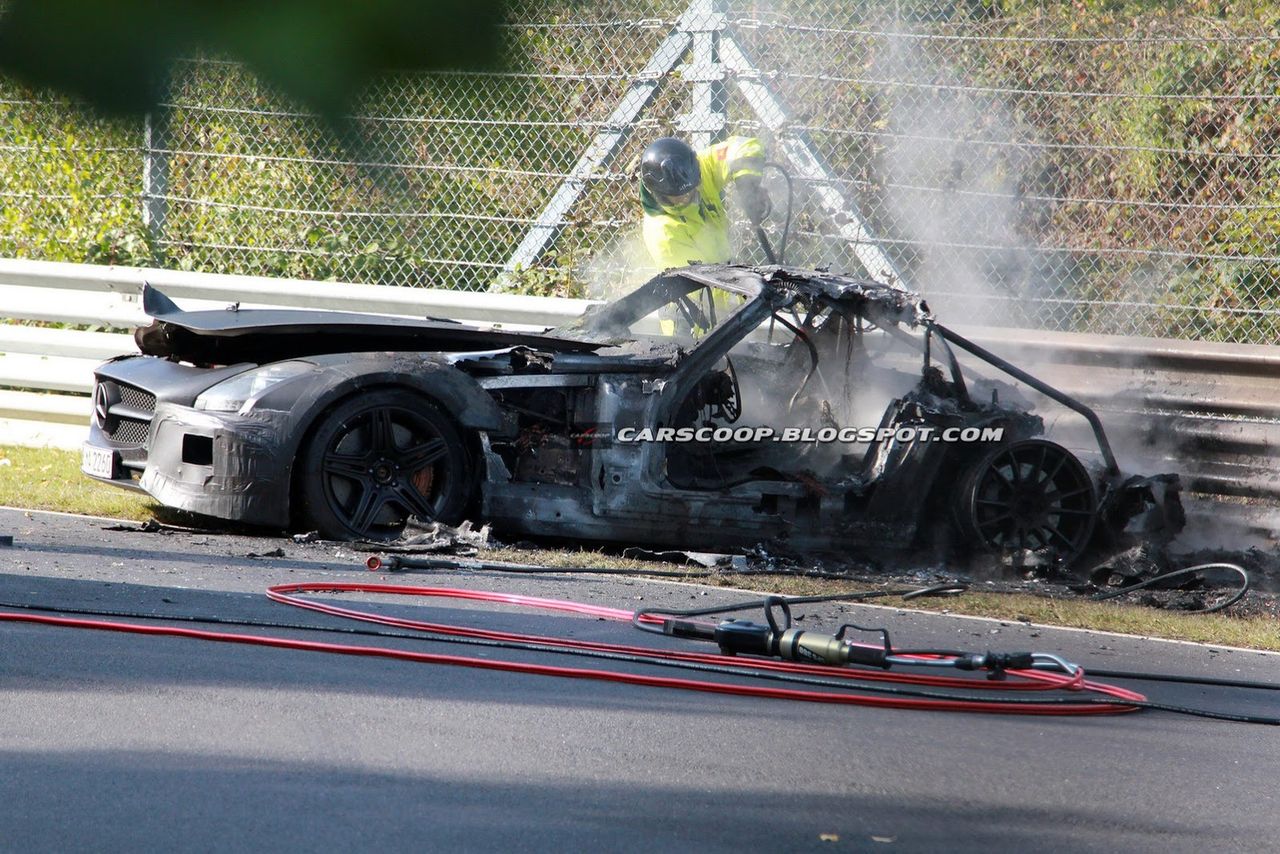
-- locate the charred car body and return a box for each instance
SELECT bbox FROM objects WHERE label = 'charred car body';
[83,265,1178,564]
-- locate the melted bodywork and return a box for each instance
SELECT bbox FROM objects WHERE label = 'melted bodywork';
[83,265,1179,564]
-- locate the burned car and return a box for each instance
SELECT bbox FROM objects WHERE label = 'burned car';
[83,265,1177,564]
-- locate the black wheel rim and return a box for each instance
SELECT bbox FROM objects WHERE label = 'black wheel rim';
[320,405,453,537]
[960,440,1097,561]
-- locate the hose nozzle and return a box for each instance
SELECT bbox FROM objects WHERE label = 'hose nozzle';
[713,619,888,668]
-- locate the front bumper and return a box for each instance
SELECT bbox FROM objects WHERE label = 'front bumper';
[145,403,296,527]
[85,402,295,528]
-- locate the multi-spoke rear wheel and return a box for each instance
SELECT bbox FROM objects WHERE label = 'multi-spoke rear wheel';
[953,439,1097,565]
[297,391,471,540]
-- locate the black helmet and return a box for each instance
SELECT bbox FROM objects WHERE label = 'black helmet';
[640,137,700,202]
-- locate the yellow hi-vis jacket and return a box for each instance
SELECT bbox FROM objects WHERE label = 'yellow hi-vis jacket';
[640,135,766,270]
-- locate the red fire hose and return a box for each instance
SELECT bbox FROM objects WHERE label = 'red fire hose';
[1,581,1152,717]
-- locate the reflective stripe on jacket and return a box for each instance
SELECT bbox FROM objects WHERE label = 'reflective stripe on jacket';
[640,135,765,270]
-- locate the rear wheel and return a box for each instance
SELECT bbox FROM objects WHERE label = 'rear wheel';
[296,391,472,540]
[953,439,1097,565]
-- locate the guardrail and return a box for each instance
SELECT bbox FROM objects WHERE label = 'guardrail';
[2,257,1278,501]
[0,257,593,447]
[951,328,1280,501]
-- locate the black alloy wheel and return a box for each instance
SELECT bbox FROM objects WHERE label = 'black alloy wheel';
[297,391,471,540]
[954,439,1097,564]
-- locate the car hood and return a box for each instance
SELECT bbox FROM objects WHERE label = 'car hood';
[133,284,602,365]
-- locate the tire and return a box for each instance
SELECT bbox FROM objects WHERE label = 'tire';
[952,439,1097,566]
[296,390,472,540]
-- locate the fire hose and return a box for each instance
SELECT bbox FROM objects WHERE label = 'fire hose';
[1,576,1276,724]
[752,161,794,265]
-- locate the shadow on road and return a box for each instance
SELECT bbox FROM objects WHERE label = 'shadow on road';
[0,746,1218,853]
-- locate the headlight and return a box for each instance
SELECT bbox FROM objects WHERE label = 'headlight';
[194,362,314,413]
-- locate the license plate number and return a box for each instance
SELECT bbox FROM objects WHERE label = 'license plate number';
[81,444,117,479]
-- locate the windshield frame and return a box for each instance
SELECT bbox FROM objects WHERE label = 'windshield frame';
[559,268,766,346]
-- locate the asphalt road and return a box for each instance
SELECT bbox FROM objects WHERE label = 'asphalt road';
[2,506,1278,853]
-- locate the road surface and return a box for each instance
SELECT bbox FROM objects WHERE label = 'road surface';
[2,507,1277,853]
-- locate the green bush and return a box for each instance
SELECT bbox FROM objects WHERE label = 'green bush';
[0,86,152,265]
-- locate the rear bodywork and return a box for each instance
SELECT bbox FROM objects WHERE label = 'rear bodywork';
[83,265,1179,561]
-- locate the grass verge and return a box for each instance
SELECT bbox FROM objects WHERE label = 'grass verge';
[3,445,1277,651]
[1,445,158,521]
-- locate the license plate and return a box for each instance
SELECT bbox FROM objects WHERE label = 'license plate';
[81,444,117,479]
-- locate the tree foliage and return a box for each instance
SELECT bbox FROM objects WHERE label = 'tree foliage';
[0,0,511,119]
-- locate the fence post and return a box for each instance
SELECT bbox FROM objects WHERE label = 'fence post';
[718,36,904,286]
[679,0,728,149]
[501,16,695,278]
[142,108,169,265]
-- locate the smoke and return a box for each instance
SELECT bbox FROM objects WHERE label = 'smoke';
[866,27,1222,507]
[874,30,1043,328]
[722,318,927,477]
[577,231,656,302]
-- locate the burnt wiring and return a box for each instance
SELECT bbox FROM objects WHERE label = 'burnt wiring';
[1090,562,1250,615]
[365,555,1255,617]
[770,310,820,413]
[712,355,742,423]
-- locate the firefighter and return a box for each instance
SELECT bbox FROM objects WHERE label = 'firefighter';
[639,135,770,271]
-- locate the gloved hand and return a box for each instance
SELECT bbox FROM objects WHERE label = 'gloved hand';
[736,176,771,225]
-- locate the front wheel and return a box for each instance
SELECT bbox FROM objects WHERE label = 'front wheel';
[953,439,1097,566]
[296,390,472,540]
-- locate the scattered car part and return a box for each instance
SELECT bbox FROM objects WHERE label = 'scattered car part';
[1089,562,1250,615]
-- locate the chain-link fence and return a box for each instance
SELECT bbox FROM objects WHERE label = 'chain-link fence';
[2,1,1277,342]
